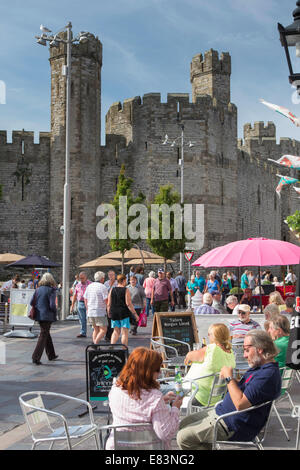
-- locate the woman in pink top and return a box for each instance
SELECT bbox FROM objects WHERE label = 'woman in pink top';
[143,271,156,317]
[106,347,182,450]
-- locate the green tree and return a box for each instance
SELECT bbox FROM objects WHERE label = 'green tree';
[286,210,300,236]
[147,184,187,271]
[110,164,145,272]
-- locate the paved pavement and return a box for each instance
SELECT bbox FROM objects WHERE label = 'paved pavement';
[0,316,300,451]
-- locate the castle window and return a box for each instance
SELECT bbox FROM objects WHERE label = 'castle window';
[21,140,25,155]
[145,142,147,150]
[257,185,261,205]
[71,81,74,98]
[274,193,277,211]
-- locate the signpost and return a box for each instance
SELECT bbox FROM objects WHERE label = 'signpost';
[184,251,194,282]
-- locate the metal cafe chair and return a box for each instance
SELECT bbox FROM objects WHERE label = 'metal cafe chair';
[232,343,249,377]
[189,373,228,414]
[151,336,190,374]
[19,391,100,450]
[271,367,296,442]
[212,400,275,450]
[99,422,166,450]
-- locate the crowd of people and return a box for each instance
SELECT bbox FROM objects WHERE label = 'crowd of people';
[1,263,296,450]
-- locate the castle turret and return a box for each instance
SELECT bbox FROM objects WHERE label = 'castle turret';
[190,49,231,106]
[48,33,102,268]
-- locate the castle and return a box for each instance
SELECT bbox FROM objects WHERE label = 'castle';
[0,33,299,276]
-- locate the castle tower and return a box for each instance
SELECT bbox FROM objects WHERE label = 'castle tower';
[48,33,102,269]
[190,49,231,105]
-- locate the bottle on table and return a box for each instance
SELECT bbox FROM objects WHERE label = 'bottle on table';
[174,366,184,397]
[202,337,207,348]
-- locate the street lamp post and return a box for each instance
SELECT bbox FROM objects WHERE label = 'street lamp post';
[278,1,300,299]
[35,23,91,320]
[278,0,300,91]
[162,125,195,272]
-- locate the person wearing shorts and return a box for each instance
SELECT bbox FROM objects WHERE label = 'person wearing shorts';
[107,274,139,346]
[83,271,109,344]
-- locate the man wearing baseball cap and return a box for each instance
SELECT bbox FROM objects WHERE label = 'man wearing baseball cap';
[150,269,174,313]
[229,304,261,344]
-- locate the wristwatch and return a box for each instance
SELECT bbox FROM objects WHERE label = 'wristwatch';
[225,376,234,384]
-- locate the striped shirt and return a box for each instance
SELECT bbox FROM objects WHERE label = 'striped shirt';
[74,280,92,301]
[106,385,180,450]
[229,318,261,344]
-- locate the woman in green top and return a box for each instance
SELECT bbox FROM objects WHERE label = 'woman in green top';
[183,323,236,406]
[268,314,290,369]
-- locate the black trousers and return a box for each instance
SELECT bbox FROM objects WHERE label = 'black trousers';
[32,321,56,362]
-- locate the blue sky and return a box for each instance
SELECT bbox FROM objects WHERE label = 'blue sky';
[1,0,300,145]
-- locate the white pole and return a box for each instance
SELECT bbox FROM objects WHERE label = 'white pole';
[180,125,184,272]
[62,22,72,320]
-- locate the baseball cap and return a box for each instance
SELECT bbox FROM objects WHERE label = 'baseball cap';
[158,268,164,273]
[238,304,251,313]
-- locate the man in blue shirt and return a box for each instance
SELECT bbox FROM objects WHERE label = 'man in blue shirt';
[177,330,281,450]
[194,270,206,293]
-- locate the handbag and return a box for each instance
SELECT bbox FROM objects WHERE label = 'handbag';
[28,292,37,320]
[138,308,147,328]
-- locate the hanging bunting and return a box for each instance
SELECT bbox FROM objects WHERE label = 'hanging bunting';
[268,155,300,169]
[276,175,299,198]
[260,99,300,127]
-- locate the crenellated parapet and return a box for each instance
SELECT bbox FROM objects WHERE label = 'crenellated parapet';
[190,49,231,106]
[0,130,51,163]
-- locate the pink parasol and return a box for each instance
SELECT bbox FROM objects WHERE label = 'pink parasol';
[192,238,300,268]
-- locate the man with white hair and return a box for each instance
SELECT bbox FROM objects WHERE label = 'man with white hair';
[226,295,239,314]
[84,271,109,344]
[229,304,261,344]
[194,293,220,315]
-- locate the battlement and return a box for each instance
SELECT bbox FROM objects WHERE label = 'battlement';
[190,49,231,79]
[105,90,236,127]
[0,130,51,146]
[244,121,276,140]
[49,32,102,65]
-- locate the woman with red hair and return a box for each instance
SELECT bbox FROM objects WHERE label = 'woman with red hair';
[106,347,182,449]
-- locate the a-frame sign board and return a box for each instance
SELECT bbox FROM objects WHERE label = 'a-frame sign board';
[151,311,199,356]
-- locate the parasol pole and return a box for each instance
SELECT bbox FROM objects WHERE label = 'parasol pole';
[258,267,262,313]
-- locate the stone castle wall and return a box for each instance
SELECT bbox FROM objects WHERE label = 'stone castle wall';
[0,44,299,279]
[0,130,51,255]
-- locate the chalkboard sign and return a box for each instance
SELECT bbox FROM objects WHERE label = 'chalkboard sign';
[152,312,199,357]
[85,344,128,402]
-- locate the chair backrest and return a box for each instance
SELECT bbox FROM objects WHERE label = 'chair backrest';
[207,374,227,406]
[232,343,246,362]
[151,336,189,360]
[107,423,166,450]
[19,392,53,439]
[213,399,274,449]
[280,367,295,394]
